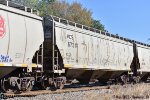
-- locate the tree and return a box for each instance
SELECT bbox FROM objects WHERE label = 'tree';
[10,0,39,8]
[38,1,93,26]
[38,0,56,16]
[91,19,105,31]
[46,0,69,17]
[10,0,106,31]
[66,2,92,26]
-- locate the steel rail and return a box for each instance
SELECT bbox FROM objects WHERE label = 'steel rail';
[4,85,110,98]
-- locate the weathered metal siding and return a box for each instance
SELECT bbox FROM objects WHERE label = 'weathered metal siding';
[0,4,44,65]
[8,12,27,63]
[0,10,9,59]
[137,45,150,72]
[24,17,44,64]
[55,22,133,71]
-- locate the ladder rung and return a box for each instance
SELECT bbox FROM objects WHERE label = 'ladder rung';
[54,57,58,58]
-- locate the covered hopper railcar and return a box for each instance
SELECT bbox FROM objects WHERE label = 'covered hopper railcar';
[43,16,143,85]
[0,0,150,93]
[0,0,44,92]
[43,17,134,83]
[136,43,150,81]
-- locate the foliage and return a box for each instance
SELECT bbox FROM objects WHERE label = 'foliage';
[91,19,105,31]
[39,1,93,27]
[66,2,92,26]
[10,0,39,8]
[10,0,106,31]
[37,0,56,16]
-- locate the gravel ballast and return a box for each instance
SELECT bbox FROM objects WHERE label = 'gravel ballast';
[6,83,150,100]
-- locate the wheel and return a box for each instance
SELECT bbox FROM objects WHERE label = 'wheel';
[42,80,50,90]
[141,73,149,82]
[121,75,128,84]
[1,78,19,93]
[58,81,64,89]
[26,82,33,91]
[133,76,141,83]
[54,80,64,89]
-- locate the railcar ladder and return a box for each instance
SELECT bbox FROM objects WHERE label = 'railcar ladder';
[53,50,59,70]
[53,50,65,74]
[0,0,39,15]
[36,44,43,72]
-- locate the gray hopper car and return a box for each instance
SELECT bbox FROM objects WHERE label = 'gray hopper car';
[0,0,44,92]
[43,17,138,84]
[0,0,150,93]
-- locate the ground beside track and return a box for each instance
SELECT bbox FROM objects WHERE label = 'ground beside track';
[5,83,150,100]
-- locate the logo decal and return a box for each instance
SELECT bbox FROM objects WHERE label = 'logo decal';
[0,16,5,38]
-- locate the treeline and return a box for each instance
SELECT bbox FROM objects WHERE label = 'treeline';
[10,0,106,31]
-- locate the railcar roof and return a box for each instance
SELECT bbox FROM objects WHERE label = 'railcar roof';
[0,0,42,20]
[1,0,149,47]
[46,16,150,47]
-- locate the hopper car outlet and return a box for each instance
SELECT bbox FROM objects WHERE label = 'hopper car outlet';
[0,0,150,93]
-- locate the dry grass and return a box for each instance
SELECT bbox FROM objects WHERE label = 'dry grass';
[83,83,150,100]
[112,83,150,99]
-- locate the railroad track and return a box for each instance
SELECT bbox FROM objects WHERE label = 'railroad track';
[4,85,110,98]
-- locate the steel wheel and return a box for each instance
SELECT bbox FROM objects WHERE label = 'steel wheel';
[54,80,64,89]
[57,81,64,89]
[26,82,33,91]
[42,80,50,90]
[1,78,19,93]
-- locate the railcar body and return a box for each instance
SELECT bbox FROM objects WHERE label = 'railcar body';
[0,1,44,68]
[137,44,150,80]
[0,0,44,92]
[137,44,150,72]
[44,17,134,83]
[1,0,150,93]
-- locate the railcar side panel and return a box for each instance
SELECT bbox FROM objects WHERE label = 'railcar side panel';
[24,17,44,64]
[0,10,9,62]
[8,12,27,63]
[137,45,150,72]
[0,4,44,65]
[54,22,133,71]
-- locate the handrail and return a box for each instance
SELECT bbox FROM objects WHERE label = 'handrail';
[0,0,39,15]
